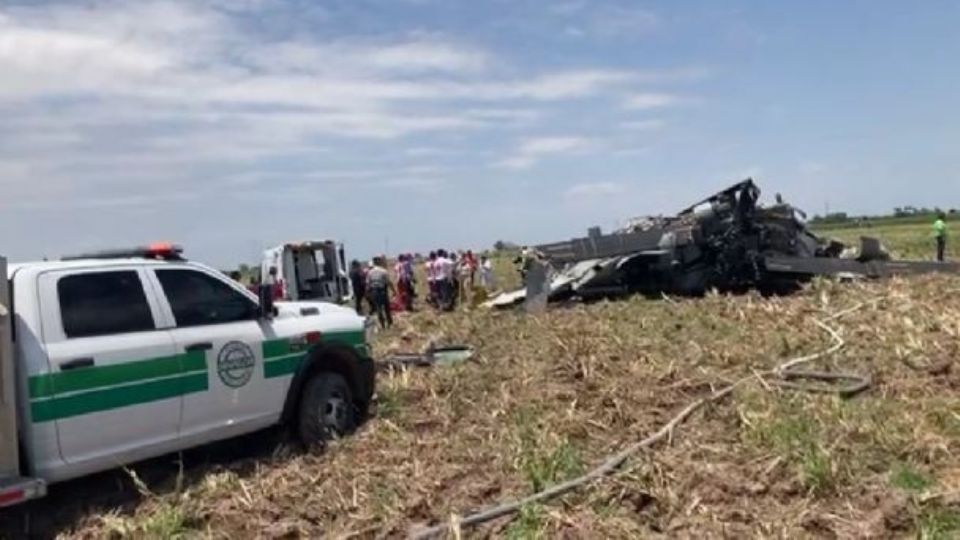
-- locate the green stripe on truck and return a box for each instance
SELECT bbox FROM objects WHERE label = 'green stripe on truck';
[262,330,367,379]
[263,354,305,378]
[30,372,208,423]
[261,338,292,359]
[262,331,365,361]
[28,351,206,399]
[26,330,367,421]
[323,330,366,349]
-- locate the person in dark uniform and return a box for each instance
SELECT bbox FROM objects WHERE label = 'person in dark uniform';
[349,260,367,315]
[366,257,394,329]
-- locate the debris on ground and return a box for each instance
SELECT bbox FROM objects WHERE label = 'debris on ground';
[379,345,476,370]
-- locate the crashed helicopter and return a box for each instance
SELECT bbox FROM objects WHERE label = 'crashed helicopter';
[487,179,960,308]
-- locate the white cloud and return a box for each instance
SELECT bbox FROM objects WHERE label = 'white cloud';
[623,93,682,110]
[218,165,449,194]
[403,147,451,157]
[380,177,445,191]
[0,4,647,154]
[365,41,488,73]
[519,136,590,154]
[401,165,445,175]
[495,136,593,169]
[0,0,709,264]
[553,3,660,39]
[492,70,634,100]
[611,147,650,157]
[242,39,489,76]
[462,108,541,124]
[564,181,624,200]
[495,157,535,170]
[588,7,660,38]
[619,119,666,131]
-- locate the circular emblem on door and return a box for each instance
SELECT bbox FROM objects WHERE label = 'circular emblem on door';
[217,341,256,388]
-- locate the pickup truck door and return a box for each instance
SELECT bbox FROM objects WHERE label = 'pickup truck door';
[146,267,279,443]
[36,268,186,470]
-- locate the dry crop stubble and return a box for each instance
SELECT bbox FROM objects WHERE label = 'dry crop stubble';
[27,273,960,538]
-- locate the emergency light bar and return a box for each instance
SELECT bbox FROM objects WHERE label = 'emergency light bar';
[62,243,185,261]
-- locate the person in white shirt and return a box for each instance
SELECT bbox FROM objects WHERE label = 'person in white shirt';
[435,249,454,310]
[457,253,472,304]
[479,255,496,290]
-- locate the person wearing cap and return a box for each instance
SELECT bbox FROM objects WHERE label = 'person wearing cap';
[934,212,948,262]
[366,257,394,329]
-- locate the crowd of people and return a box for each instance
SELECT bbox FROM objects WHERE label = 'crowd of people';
[349,250,497,329]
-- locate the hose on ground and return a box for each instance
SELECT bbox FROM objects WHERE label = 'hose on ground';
[769,369,871,397]
[408,300,876,539]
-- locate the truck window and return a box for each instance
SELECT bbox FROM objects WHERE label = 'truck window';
[58,271,155,338]
[156,269,257,327]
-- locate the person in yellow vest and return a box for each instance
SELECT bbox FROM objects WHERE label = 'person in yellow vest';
[934,212,948,262]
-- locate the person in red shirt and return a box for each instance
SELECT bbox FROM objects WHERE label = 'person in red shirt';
[464,250,478,288]
[394,254,415,311]
[267,266,284,300]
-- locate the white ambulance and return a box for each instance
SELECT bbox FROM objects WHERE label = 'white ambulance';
[0,244,375,507]
[261,241,353,305]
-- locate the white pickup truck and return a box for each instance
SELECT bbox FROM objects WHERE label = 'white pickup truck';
[0,245,375,508]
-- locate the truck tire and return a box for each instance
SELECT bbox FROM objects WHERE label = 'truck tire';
[297,372,357,447]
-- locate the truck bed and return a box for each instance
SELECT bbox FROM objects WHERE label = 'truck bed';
[0,256,45,506]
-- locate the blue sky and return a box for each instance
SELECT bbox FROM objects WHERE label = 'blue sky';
[0,0,957,266]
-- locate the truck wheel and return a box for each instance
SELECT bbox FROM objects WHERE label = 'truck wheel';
[297,372,356,447]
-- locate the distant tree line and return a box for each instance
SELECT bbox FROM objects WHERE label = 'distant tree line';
[810,207,957,225]
[891,206,957,218]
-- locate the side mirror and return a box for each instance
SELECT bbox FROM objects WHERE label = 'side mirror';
[258,284,275,319]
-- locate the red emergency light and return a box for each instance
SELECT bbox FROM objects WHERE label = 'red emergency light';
[145,242,182,259]
[62,243,185,261]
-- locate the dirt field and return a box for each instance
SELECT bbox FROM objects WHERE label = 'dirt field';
[3,224,960,539]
